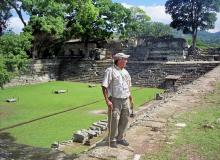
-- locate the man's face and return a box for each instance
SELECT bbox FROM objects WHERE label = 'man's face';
[117,58,128,69]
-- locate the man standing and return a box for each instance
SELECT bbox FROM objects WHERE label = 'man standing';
[102,52,134,148]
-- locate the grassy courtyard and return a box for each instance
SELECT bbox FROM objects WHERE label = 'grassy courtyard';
[0,81,163,148]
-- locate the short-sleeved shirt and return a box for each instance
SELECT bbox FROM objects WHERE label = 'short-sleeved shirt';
[102,65,131,99]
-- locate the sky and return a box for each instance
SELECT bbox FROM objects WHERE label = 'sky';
[8,0,220,33]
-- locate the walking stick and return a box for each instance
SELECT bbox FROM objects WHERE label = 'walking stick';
[108,106,113,147]
[108,53,114,148]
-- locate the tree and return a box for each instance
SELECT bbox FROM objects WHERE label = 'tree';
[165,0,220,51]
[65,0,132,58]
[124,7,151,38]
[3,0,27,26]
[143,22,172,37]
[21,0,66,58]
[65,0,99,58]
[0,32,32,88]
[0,0,12,35]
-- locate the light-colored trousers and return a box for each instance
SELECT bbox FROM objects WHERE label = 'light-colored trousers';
[108,97,130,142]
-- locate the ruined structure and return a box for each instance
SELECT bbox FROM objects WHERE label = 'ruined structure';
[63,39,107,60]
[124,36,188,61]
[4,37,220,90]
[5,59,220,90]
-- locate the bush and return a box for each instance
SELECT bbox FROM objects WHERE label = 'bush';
[0,32,32,88]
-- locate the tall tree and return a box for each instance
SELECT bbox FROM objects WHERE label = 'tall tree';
[124,7,151,38]
[165,0,220,51]
[65,0,132,58]
[65,0,99,58]
[21,0,66,58]
[0,0,12,35]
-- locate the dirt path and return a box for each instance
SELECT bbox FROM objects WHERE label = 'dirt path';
[76,64,220,160]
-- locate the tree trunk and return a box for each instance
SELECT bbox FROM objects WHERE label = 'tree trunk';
[191,28,197,53]
[7,1,27,26]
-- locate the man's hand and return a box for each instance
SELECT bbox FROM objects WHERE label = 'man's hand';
[106,99,113,110]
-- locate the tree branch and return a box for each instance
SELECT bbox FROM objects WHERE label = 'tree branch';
[6,0,27,26]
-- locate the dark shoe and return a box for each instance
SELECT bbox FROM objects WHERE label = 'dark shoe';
[110,141,117,148]
[117,139,129,146]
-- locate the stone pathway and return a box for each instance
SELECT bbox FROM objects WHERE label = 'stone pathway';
[75,65,220,160]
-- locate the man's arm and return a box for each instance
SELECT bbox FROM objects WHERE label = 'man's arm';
[102,86,113,110]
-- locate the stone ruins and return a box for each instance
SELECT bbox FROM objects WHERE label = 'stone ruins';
[4,36,220,91]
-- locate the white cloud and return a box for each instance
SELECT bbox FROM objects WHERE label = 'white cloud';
[122,3,220,33]
[8,17,25,34]
[121,3,171,24]
[139,5,172,24]
[209,13,220,33]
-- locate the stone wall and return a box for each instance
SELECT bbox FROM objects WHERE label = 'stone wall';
[4,59,61,88]
[123,37,188,61]
[5,59,220,89]
[58,60,220,88]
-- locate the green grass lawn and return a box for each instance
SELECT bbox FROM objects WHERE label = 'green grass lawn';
[0,81,163,148]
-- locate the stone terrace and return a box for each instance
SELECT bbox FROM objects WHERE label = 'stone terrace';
[5,59,220,89]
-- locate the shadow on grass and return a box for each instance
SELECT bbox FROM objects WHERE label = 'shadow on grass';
[0,132,78,160]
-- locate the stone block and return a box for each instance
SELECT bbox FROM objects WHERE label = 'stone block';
[92,123,107,131]
[54,90,66,94]
[155,93,163,100]
[51,141,59,149]
[84,129,98,138]
[89,126,102,135]
[97,121,108,127]
[6,98,16,103]
[88,84,96,88]
[73,130,89,143]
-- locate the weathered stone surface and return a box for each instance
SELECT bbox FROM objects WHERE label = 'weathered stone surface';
[88,84,96,88]
[4,59,220,90]
[92,123,107,131]
[88,146,134,160]
[51,141,59,149]
[97,121,108,127]
[73,131,89,143]
[54,90,66,94]
[6,98,16,103]
[155,93,163,100]
[82,129,97,139]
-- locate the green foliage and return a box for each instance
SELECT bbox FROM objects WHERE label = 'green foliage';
[66,0,99,40]
[142,22,172,38]
[196,31,220,47]
[64,0,132,57]
[123,7,151,38]
[25,16,64,36]
[186,36,220,49]
[124,7,172,38]
[66,0,131,40]
[22,0,66,17]
[165,0,220,49]
[0,32,32,88]
[0,55,10,89]
[20,0,66,58]
[0,81,163,147]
